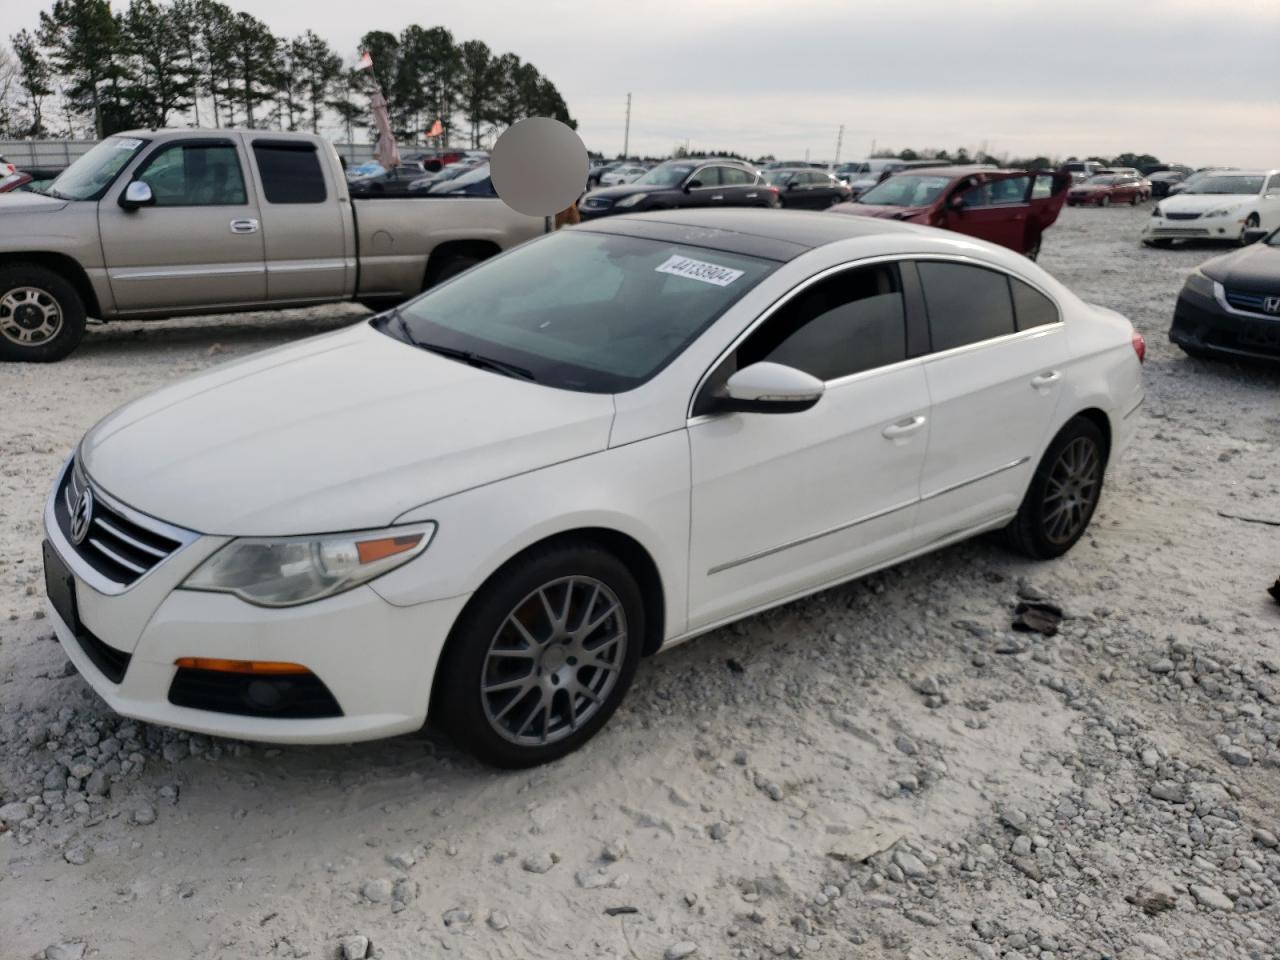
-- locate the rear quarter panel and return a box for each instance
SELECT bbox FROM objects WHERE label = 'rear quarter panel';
[354,198,548,297]
[1058,300,1144,465]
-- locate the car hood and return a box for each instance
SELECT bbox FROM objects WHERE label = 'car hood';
[583,182,669,201]
[80,324,616,536]
[0,191,70,213]
[1199,243,1280,291]
[1159,193,1254,213]
[829,202,926,221]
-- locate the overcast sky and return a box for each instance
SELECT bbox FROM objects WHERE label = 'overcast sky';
[9,0,1280,165]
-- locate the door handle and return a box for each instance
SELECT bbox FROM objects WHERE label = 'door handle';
[710,195,724,201]
[229,218,259,234]
[1030,371,1061,388]
[882,415,926,439]
[746,192,758,199]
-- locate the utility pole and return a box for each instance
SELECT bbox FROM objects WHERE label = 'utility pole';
[835,124,844,165]
[870,138,876,157]
[623,92,631,159]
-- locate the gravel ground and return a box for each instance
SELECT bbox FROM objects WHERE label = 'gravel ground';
[1,205,1279,960]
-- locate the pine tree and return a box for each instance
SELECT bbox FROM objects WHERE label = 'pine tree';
[223,10,276,127]
[120,0,195,128]
[457,39,494,149]
[37,0,130,136]
[10,30,52,136]
[290,31,341,135]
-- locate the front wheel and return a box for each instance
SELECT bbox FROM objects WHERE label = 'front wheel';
[1144,238,1174,248]
[1099,195,1111,207]
[1239,214,1260,245]
[0,264,87,363]
[434,542,644,767]
[1002,417,1108,559]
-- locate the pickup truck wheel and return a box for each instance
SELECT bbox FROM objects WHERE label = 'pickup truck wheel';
[0,265,86,363]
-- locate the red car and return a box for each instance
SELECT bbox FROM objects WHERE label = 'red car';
[828,166,1070,259]
[1066,172,1148,206]
[0,171,32,193]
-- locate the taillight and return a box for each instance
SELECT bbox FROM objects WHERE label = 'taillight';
[1131,330,1146,363]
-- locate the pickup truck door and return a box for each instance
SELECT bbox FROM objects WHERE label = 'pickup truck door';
[247,138,352,302]
[99,137,267,312]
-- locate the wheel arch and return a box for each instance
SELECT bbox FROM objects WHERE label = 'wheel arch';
[0,252,102,317]
[421,239,503,290]
[1071,406,1112,459]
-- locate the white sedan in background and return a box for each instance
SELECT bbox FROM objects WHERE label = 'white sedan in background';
[44,210,1144,768]
[1144,169,1280,247]
[598,164,649,187]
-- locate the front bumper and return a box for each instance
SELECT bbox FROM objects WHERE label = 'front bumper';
[43,458,471,744]
[1144,215,1243,242]
[1170,286,1280,362]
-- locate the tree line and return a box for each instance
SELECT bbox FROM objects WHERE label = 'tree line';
[0,0,574,147]
[869,147,1168,171]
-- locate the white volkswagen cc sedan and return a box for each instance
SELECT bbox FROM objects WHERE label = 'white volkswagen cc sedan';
[43,209,1145,767]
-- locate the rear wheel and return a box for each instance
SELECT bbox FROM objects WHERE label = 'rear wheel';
[1024,238,1042,261]
[434,541,644,767]
[1099,195,1111,207]
[0,263,87,363]
[424,253,483,289]
[1002,417,1107,559]
[1130,193,1139,206]
[1144,238,1174,249]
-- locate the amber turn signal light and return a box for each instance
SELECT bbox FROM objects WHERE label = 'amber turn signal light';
[174,657,311,675]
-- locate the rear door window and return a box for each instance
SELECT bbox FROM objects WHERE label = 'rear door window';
[918,261,1016,351]
[253,142,327,204]
[1011,278,1059,330]
[1031,173,1056,199]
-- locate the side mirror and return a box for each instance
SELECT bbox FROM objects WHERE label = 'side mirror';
[685,178,702,191]
[1243,227,1270,245]
[948,194,966,211]
[119,180,154,210]
[715,362,824,414]
[786,181,798,191]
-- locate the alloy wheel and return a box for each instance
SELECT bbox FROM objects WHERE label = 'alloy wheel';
[1042,436,1102,545]
[480,576,628,746]
[0,286,63,346]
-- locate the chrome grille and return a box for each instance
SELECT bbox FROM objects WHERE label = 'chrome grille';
[56,461,183,587]
[1224,289,1280,315]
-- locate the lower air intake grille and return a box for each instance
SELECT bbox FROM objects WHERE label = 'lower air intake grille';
[168,669,344,719]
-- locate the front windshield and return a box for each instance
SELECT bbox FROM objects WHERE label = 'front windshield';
[45,136,147,200]
[1185,175,1263,195]
[635,164,694,186]
[378,230,776,393]
[858,174,952,207]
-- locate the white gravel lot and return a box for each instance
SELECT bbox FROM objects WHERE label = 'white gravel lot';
[1,205,1279,960]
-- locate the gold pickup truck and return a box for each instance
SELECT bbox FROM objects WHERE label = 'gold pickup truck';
[0,129,549,362]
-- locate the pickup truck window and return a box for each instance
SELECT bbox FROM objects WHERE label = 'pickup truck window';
[43,136,147,201]
[252,142,327,204]
[134,142,247,206]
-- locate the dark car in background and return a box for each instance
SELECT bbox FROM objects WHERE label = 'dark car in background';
[1149,170,1191,198]
[348,162,430,197]
[829,166,1070,258]
[764,167,852,208]
[1170,226,1280,361]
[578,159,779,219]
[423,164,496,197]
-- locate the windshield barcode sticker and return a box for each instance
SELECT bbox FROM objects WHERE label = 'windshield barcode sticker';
[113,137,143,150]
[656,255,744,287]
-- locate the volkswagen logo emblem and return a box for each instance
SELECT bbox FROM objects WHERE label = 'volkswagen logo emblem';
[69,487,94,546]
[1264,295,1280,315]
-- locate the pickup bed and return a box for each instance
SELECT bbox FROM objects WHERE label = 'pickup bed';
[0,129,549,361]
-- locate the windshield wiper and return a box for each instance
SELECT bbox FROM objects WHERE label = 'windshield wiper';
[388,309,536,381]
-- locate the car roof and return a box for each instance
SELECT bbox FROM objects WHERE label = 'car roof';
[574,208,922,262]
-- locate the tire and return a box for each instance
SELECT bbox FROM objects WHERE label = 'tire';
[1002,417,1108,560]
[1179,344,1213,360]
[1144,238,1174,249]
[434,541,644,768]
[1239,214,1260,246]
[1024,238,1042,261]
[1130,193,1139,206]
[424,253,482,290]
[1099,195,1111,207]
[0,263,87,363]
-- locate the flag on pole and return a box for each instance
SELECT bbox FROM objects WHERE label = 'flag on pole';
[356,50,373,71]
[426,119,443,138]
[370,89,401,169]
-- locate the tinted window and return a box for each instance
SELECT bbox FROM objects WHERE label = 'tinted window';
[136,142,246,206]
[691,166,721,187]
[1011,278,1059,330]
[253,143,327,203]
[721,166,752,185]
[989,176,1030,204]
[918,261,1016,351]
[735,264,906,381]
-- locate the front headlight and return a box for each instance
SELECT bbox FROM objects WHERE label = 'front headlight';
[616,193,647,208]
[1201,207,1234,219]
[183,524,436,607]
[1183,269,1214,298]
